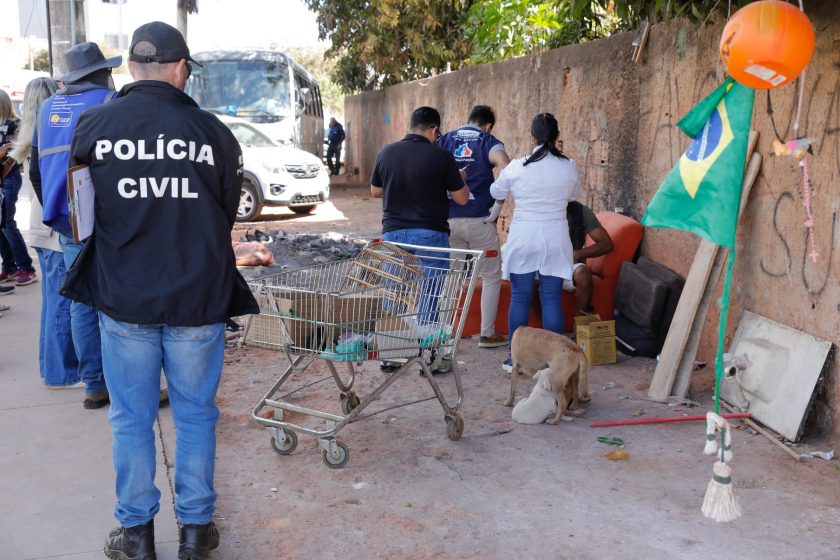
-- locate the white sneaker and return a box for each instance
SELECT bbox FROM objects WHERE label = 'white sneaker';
[0,302,10,312]
[47,381,85,390]
[502,358,512,374]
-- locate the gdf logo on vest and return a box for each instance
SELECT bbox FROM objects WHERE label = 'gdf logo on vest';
[48,112,72,127]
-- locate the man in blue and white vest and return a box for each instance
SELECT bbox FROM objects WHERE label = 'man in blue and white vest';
[438,105,511,348]
[30,42,120,410]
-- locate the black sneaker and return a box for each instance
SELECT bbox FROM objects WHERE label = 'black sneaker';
[179,522,219,560]
[104,520,156,560]
[379,361,400,373]
[0,284,14,295]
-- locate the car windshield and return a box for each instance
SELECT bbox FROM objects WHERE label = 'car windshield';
[225,122,276,148]
[187,59,292,122]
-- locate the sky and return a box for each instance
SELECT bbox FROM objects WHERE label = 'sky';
[187,0,328,50]
[3,0,327,50]
[0,0,329,94]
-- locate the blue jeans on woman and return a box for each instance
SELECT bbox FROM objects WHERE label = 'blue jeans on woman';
[382,228,449,324]
[508,272,565,339]
[99,313,225,526]
[59,234,107,395]
[0,171,34,273]
[36,247,80,386]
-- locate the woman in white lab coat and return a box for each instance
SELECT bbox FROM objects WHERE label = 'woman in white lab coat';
[490,113,581,368]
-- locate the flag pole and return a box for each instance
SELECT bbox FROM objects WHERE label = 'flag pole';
[713,250,736,415]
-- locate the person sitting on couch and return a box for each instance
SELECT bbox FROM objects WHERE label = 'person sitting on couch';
[565,201,613,314]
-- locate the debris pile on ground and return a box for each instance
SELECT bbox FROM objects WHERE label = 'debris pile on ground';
[237,229,368,278]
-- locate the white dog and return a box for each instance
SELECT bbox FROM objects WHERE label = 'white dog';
[512,368,572,424]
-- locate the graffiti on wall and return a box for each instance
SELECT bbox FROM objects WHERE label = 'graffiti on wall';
[755,71,840,297]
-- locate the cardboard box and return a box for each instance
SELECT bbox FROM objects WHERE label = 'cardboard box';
[333,292,387,330]
[246,289,324,351]
[374,316,418,360]
[247,289,390,352]
[245,295,303,350]
[575,314,616,365]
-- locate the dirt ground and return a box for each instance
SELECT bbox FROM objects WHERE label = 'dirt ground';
[210,185,840,559]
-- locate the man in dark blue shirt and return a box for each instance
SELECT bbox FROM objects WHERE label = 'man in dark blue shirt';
[438,105,511,348]
[326,117,345,176]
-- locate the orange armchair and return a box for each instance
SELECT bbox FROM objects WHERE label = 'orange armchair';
[460,211,643,335]
[567,211,644,330]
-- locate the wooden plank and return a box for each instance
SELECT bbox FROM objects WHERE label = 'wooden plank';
[670,248,725,398]
[671,152,762,398]
[648,132,759,401]
[647,240,720,400]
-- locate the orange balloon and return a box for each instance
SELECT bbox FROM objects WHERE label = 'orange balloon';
[720,0,815,90]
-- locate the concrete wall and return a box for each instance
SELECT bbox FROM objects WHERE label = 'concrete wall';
[344,5,840,441]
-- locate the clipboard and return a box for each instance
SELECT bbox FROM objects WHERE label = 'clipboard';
[67,164,95,243]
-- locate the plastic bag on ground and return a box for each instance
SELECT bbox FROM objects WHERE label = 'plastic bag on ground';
[233,241,275,267]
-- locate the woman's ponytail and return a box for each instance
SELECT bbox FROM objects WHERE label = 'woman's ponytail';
[523,112,567,166]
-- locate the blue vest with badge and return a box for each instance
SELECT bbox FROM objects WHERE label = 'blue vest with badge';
[35,87,115,236]
[438,125,503,219]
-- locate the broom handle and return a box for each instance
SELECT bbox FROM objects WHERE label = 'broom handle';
[591,413,750,427]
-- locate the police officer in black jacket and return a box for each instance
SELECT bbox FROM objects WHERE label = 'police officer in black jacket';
[63,21,258,560]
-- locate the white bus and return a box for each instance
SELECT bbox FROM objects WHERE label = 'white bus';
[186,49,324,158]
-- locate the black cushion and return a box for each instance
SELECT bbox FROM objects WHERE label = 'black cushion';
[615,314,661,358]
[635,256,685,344]
[614,261,668,335]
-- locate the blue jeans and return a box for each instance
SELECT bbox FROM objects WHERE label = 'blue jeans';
[0,172,34,272]
[59,234,106,394]
[509,272,565,339]
[99,313,225,526]
[382,228,449,324]
[36,247,80,386]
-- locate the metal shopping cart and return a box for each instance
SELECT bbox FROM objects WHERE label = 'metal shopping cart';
[244,240,487,468]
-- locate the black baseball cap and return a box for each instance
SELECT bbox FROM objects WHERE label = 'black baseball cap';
[128,21,202,67]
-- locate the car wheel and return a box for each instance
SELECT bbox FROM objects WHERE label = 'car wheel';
[237,180,262,222]
[291,205,316,215]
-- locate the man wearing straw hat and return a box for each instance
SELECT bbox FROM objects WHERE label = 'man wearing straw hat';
[31,42,121,410]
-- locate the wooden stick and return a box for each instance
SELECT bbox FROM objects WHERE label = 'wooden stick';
[721,401,803,462]
[591,413,750,427]
[632,19,650,64]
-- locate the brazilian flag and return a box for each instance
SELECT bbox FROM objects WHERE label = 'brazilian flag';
[642,78,755,248]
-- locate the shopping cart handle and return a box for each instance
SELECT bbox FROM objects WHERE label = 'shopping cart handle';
[484,250,498,258]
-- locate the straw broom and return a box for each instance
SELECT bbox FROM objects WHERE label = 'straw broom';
[702,411,741,522]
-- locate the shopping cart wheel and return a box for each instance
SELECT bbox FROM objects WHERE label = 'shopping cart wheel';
[340,392,360,415]
[270,431,298,455]
[322,441,350,469]
[445,414,464,441]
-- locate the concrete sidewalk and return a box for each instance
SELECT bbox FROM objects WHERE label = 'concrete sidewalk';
[0,264,181,559]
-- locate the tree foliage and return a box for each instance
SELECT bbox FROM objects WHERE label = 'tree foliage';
[578,0,752,27]
[304,0,475,93]
[306,0,754,92]
[467,0,622,63]
[29,49,50,73]
[281,45,346,116]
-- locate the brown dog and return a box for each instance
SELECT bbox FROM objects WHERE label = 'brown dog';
[504,326,590,424]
